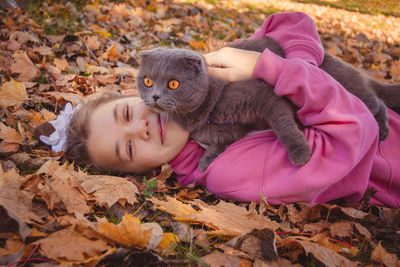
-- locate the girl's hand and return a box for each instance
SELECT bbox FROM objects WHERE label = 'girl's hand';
[204,47,261,82]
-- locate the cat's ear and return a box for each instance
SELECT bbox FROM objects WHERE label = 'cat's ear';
[137,49,156,64]
[181,55,203,73]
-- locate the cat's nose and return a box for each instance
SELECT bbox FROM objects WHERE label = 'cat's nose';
[152,95,160,102]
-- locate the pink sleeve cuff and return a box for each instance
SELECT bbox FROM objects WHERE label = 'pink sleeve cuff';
[252,48,287,86]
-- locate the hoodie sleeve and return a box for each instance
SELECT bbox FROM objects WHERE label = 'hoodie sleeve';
[201,51,378,205]
[247,12,324,66]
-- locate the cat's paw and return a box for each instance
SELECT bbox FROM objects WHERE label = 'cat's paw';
[378,123,389,141]
[375,101,389,141]
[288,143,311,166]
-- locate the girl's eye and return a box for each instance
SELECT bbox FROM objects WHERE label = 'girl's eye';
[125,104,130,121]
[128,140,133,160]
[168,79,180,90]
[144,77,153,87]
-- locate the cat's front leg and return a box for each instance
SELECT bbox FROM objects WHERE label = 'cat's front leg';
[199,143,227,172]
[266,98,311,165]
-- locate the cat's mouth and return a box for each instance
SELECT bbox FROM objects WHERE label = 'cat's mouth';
[158,113,165,145]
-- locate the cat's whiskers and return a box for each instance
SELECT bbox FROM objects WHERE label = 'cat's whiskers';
[172,108,184,128]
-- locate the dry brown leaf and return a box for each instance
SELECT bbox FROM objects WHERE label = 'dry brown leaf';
[282,203,311,225]
[38,228,115,264]
[28,109,57,128]
[10,50,40,82]
[86,64,109,74]
[85,35,101,50]
[0,165,42,225]
[112,67,137,76]
[371,242,400,267]
[35,161,90,214]
[281,238,356,267]
[0,239,24,256]
[0,122,23,153]
[339,206,368,219]
[94,74,118,84]
[9,31,39,43]
[329,221,353,238]
[201,251,241,267]
[148,163,173,190]
[0,78,28,108]
[96,213,160,248]
[0,142,19,153]
[33,46,54,56]
[45,91,84,106]
[353,222,371,239]
[150,196,285,236]
[53,57,69,71]
[79,175,139,207]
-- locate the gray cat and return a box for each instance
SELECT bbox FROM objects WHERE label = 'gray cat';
[137,38,400,171]
[137,45,309,171]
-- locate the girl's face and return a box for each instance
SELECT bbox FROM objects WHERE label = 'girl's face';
[87,97,189,173]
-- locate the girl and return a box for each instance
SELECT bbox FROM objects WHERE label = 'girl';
[40,12,400,208]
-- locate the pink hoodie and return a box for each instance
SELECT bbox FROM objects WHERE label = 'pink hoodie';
[169,12,400,208]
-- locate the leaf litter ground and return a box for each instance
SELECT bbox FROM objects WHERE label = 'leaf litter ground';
[0,0,400,266]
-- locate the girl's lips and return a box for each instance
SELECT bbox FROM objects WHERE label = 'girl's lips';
[158,114,165,145]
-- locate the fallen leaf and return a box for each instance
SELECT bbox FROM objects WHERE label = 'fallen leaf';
[0,78,28,108]
[232,228,278,261]
[53,57,69,71]
[38,228,115,264]
[371,242,400,267]
[156,232,179,253]
[10,50,40,82]
[0,165,42,225]
[0,238,24,256]
[96,213,161,248]
[150,196,285,236]
[86,64,109,74]
[35,161,90,214]
[280,238,356,267]
[0,122,23,152]
[28,109,57,128]
[9,31,39,43]
[329,221,353,238]
[201,251,241,267]
[79,175,139,207]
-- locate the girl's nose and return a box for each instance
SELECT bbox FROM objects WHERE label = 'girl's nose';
[126,118,150,140]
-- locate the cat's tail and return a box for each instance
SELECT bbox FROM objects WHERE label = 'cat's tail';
[371,80,400,110]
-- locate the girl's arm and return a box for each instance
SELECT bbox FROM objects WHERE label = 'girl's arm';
[248,12,325,66]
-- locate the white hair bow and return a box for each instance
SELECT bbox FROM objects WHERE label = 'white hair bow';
[40,103,80,152]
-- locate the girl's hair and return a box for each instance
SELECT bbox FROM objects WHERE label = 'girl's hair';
[65,91,125,170]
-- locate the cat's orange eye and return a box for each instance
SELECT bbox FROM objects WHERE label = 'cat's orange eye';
[143,77,153,87]
[168,79,180,90]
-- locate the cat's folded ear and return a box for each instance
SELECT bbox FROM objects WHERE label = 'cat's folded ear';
[137,49,155,64]
[180,54,204,73]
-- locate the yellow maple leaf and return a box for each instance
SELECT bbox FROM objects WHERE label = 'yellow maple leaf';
[0,78,28,108]
[97,213,160,248]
